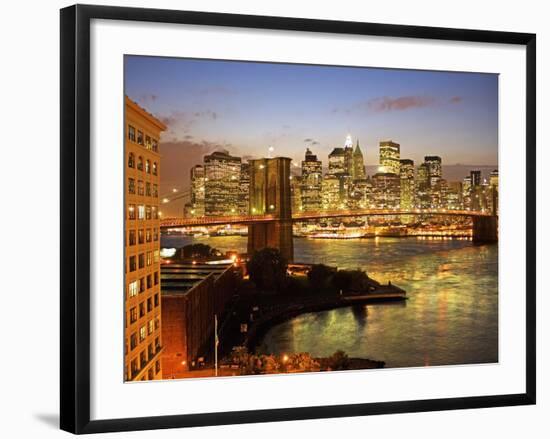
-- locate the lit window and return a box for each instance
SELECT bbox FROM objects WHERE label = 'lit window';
[128,280,139,297]
[128,152,135,168]
[145,135,152,150]
[145,160,150,174]
[128,204,136,220]
[148,319,154,335]
[138,205,145,220]
[139,326,146,342]
[152,139,158,152]
[152,162,158,176]
[153,250,159,263]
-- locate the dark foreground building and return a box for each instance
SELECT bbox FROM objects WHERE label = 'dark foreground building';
[161,263,238,379]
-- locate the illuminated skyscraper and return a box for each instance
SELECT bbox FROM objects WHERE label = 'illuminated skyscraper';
[462,175,472,209]
[290,174,303,213]
[424,156,442,187]
[301,148,323,211]
[379,140,400,174]
[349,177,373,209]
[352,140,366,181]
[489,169,499,215]
[416,163,430,208]
[446,181,463,210]
[189,164,205,217]
[372,172,400,209]
[399,159,415,213]
[204,150,241,216]
[322,175,341,210]
[238,162,250,215]
[470,170,482,187]
[328,147,347,175]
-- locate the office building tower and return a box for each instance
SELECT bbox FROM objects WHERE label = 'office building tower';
[124,96,166,381]
[204,150,241,216]
[399,159,415,216]
[301,148,323,212]
[372,172,400,209]
[379,140,400,174]
[352,140,366,181]
[238,162,250,215]
[189,165,205,217]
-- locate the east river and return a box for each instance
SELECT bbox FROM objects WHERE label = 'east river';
[161,234,498,368]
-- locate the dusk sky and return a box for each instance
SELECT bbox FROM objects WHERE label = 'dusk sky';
[125,56,498,211]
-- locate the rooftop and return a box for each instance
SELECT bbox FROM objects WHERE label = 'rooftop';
[161,263,233,296]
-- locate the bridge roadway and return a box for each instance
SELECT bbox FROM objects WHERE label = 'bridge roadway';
[160,208,492,228]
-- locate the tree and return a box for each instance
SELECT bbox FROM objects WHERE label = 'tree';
[287,353,320,372]
[247,248,288,292]
[327,350,350,371]
[307,264,334,291]
[331,270,352,293]
[180,243,217,259]
[348,270,370,292]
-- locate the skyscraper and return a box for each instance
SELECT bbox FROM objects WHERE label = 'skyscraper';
[125,96,166,381]
[462,175,472,209]
[238,162,250,215]
[290,174,303,213]
[470,170,482,187]
[352,140,366,181]
[489,169,499,215]
[328,147,347,175]
[372,172,400,209]
[301,148,323,212]
[189,164,205,217]
[416,162,430,208]
[322,175,341,210]
[425,156,442,207]
[379,140,400,174]
[424,156,442,187]
[204,150,241,216]
[399,159,415,211]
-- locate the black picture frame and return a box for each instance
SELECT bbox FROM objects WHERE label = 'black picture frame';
[60,4,536,434]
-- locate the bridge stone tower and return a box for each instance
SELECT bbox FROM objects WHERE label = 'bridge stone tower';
[472,215,498,243]
[247,157,294,262]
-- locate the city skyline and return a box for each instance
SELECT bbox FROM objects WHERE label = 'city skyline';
[125,56,498,214]
[178,140,498,224]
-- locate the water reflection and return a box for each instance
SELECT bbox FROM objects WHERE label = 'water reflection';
[161,235,498,368]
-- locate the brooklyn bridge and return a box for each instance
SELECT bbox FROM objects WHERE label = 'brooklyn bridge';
[160,157,498,261]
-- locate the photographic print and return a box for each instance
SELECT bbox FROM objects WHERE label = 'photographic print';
[123,56,499,382]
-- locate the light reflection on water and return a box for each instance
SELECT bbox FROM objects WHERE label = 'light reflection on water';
[161,235,498,368]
